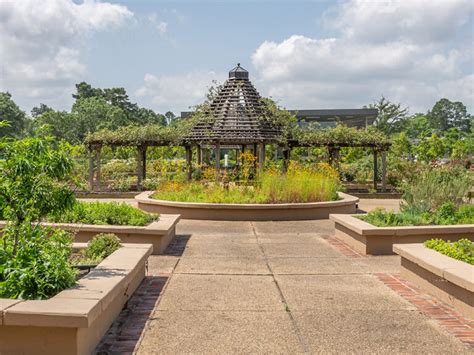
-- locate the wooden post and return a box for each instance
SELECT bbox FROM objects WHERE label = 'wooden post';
[185,146,193,181]
[381,150,387,192]
[197,146,202,165]
[258,143,265,172]
[142,146,147,181]
[253,143,258,171]
[88,149,94,191]
[328,147,340,170]
[95,147,101,191]
[215,143,221,169]
[235,148,240,166]
[373,149,378,191]
[282,148,290,172]
[137,146,143,190]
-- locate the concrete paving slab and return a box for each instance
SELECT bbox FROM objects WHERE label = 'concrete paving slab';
[147,255,179,275]
[269,255,400,275]
[185,233,257,245]
[261,241,342,258]
[256,232,329,244]
[177,220,254,236]
[252,219,335,235]
[175,257,270,275]
[357,198,400,213]
[138,311,305,354]
[156,274,284,311]
[182,241,263,258]
[293,309,469,354]
[276,274,415,311]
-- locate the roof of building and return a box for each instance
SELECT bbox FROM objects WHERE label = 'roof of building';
[185,64,281,144]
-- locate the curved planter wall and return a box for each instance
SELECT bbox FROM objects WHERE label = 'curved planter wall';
[136,191,358,221]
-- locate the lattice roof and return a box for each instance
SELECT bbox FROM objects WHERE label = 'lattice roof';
[186,64,281,144]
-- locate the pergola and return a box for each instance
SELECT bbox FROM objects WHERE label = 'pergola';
[85,64,391,192]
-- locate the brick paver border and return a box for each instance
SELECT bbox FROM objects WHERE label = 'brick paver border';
[376,273,474,350]
[321,234,364,258]
[96,275,169,353]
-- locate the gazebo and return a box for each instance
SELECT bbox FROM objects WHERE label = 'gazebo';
[183,64,281,177]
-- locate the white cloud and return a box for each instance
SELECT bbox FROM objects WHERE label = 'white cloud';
[135,71,226,114]
[156,21,168,37]
[252,0,473,112]
[0,0,132,111]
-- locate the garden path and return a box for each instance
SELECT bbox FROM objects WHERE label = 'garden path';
[97,219,470,354]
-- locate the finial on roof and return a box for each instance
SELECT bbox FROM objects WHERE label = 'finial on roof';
[229,63,248,79]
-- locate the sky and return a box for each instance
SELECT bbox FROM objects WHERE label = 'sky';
[1,0,473,116]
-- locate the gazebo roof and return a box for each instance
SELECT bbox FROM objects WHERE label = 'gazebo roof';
[186,64,281,144]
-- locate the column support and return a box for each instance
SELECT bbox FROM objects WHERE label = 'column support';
[185,145,193,181]
[258,143,265,172]
[88,148,94,191]
[373,149,378,191]
[381,150,387,192]
[95,147,101,191]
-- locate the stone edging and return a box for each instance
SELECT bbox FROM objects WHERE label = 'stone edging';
[0,243,153,355]
[0,214,180,255]
[136,191,358,220]
[393,243,473,319]
[330,214,474,255]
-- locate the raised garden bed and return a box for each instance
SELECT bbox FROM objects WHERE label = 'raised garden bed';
[0,214,180,255]
[0,242,152,354]
[330,214,474,255]
[394,243,473,319]
[136,191,358,221]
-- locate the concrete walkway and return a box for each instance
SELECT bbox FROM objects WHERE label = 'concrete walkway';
[132,220,468,354]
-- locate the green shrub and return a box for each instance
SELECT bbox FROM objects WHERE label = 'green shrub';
[424,239,474,265]
[0,225,77,299]
[359,203,474,227]
[400,166,472,214]
[47,201,158,226]
[81,233,121,264]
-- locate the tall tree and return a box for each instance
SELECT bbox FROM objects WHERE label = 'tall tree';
[32,111,78,143]
[31,103,53,118]
[368,96,409,134]
[72,82,103,101]
[0,92,28,138]
[427,98,471,132]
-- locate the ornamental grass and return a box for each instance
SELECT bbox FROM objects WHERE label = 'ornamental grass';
[152,162,342,204]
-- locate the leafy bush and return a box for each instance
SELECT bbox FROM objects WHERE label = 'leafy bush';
[0,226,77,299]
[80,233,121,264]
[424,239,474,265]
[359,203,474,227]
[400,166,472,215]
[48,201,158,226]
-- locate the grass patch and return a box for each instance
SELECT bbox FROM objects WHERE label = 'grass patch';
[47,201,158,226]
[358,203,474,227]
[424,238,474,265]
